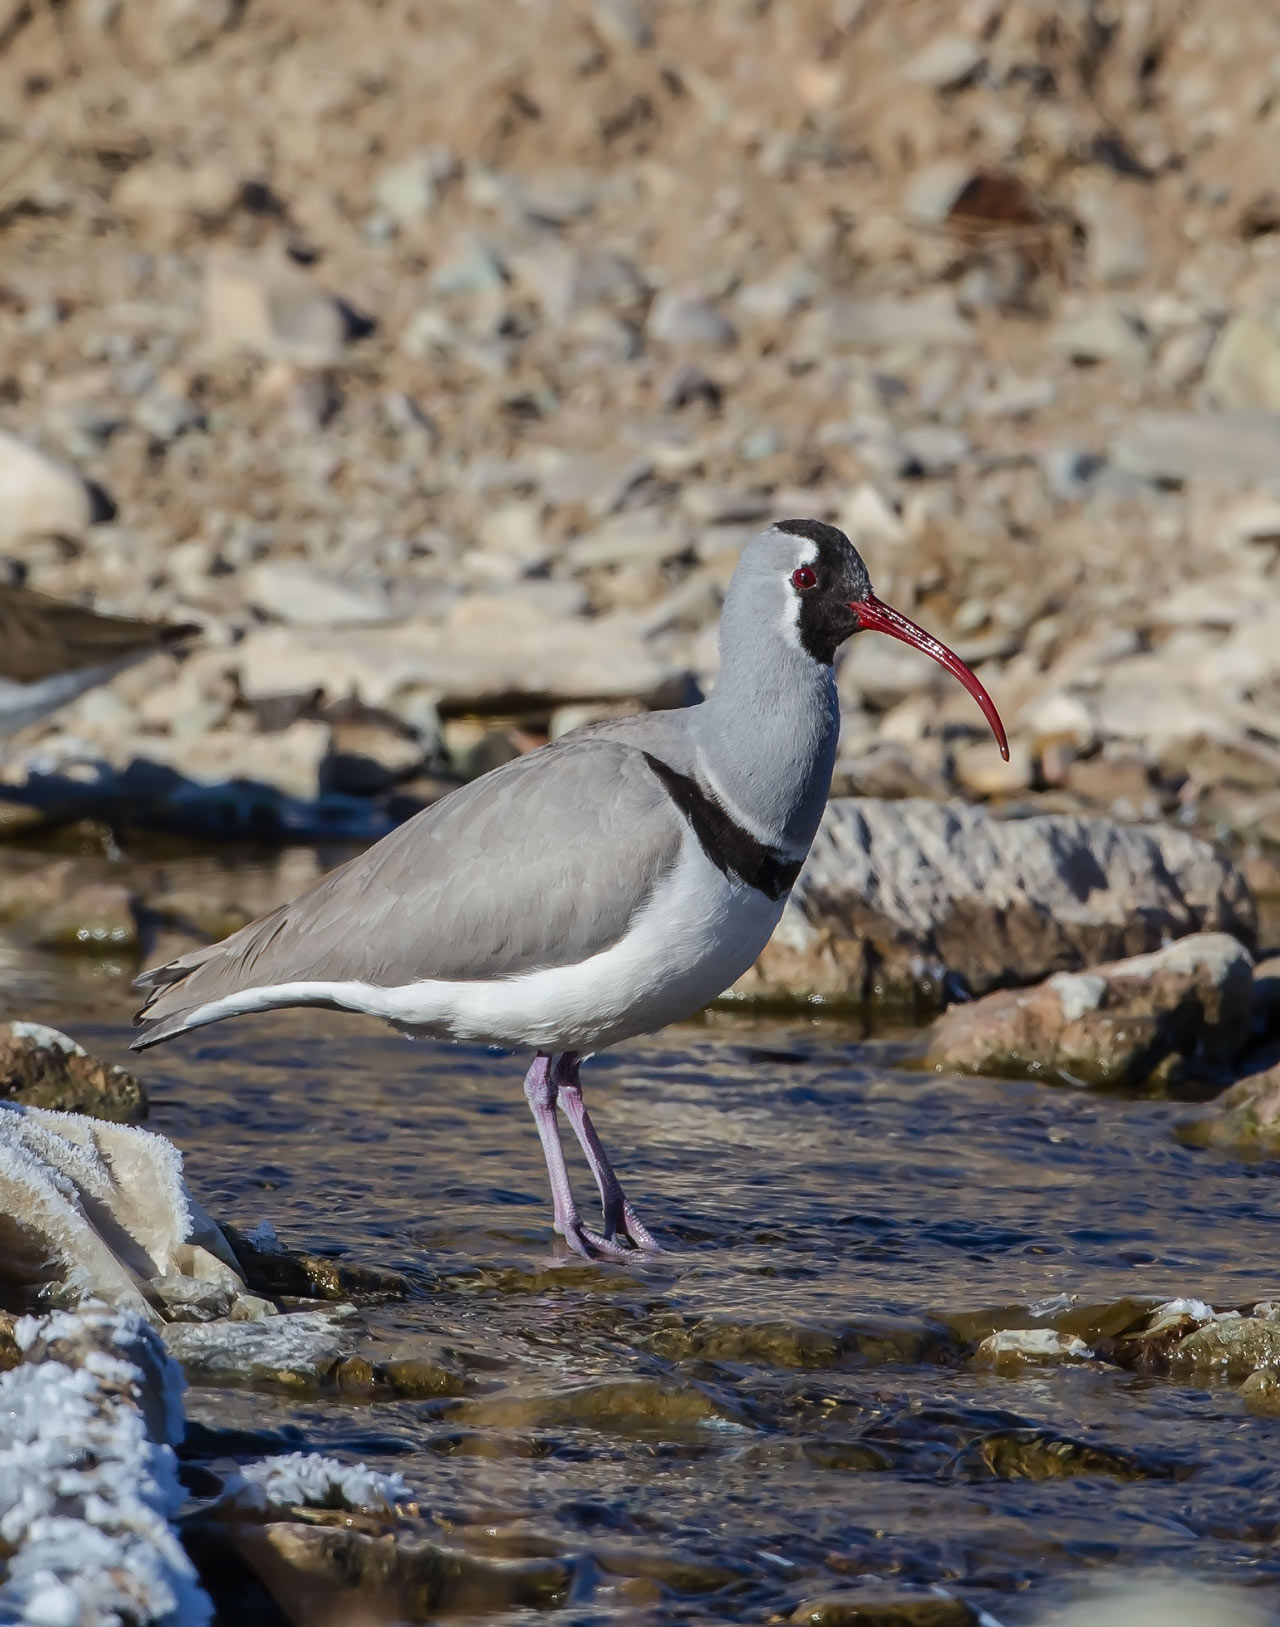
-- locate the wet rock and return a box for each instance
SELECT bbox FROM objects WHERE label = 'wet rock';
[451,1375,744,1432]
[222,1520,571,1621]
[0,1102,245,1318]
[0,1020,146,1121]
[647,288,737,351]
[221,1221,411,1304]
[0,1304,210,1626]
[953,1427,1156,1483]
[1112,410,1280,485]
[0,429,97,545]
[1204,313,1280,410]
[162,1306,357,1387]
[792,1591,978,1626]
[204,255,359,366]
[925,933,1254,1089]
[973,1328,1091,1370]
[730,800,1254,1013]
[1172,1311,1280,1379]
[218,1450,411,1517]
[1178,1060,1280,1153]
[32,880,139,954]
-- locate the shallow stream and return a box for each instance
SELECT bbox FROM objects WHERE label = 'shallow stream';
[10,847,1280,1624]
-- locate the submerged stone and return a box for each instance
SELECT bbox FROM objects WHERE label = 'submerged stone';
[1177,1060,1280,1152]
[791,1590,978,1626]
[221,1220,411,1303]
[954,1427,1159,1482]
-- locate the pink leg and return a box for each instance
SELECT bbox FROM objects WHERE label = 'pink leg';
[552,1053,662,1253]
[522,1053,632,1262]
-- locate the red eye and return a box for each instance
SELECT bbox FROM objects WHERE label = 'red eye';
[791,565,817,591]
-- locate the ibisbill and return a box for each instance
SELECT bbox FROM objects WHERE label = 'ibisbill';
[132,520,1008,1261]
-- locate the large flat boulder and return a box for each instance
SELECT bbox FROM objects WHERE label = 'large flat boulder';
[730,800,1254,1013]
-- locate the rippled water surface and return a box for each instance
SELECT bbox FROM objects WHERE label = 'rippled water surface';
[13,849,1280,1624]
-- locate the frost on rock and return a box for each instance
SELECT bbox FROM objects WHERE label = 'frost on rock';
[0,1305,211,1627]
[162,1307,356,1386]
[0,1102,243,1320]
[226,1451,411,1516]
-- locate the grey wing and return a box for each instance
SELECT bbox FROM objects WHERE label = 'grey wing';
[132,739,683,1045]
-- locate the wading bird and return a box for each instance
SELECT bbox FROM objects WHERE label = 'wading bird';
[133,521,1006,1259]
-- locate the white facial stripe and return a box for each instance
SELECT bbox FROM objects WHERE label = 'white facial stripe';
[779,537,818,645]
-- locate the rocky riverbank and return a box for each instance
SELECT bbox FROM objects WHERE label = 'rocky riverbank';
[0,0,1278,885]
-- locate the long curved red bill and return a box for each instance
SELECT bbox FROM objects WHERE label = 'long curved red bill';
[849,593,1009,760]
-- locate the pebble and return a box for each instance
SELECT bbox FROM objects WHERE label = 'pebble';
[647,288,738,351]
[372,145,456,226]
[805,291,976,351]
[244,560,395,626]
[1076,184,1150,287]
[204,255,354,366]
[1204,312,1280,410]
[903,35,983,90]
[1050,302,1151,365]
[1113,410,1280,484]
[0,430,96,545]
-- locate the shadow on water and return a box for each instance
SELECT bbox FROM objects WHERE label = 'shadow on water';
[10,849,1280,1625]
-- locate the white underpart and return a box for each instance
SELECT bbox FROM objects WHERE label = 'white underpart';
[0,660,138,738]
[166,838,786,1052]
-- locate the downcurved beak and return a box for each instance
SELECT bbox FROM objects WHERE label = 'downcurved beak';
[849,593,1009,761]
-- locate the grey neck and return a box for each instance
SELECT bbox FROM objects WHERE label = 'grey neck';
[691,616,839,853]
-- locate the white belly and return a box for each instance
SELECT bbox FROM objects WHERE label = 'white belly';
[190,842,787,1052]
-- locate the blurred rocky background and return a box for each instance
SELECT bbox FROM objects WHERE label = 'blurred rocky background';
[0,0,1277,880]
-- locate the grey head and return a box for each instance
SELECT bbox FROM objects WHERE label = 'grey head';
[693,518,1008,849]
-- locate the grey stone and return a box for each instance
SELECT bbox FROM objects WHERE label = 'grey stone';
[592,0,653,50]
[647,288,737,351]
[204,255,356,366]
[898,424,970,475]
[244,561,394,626]
[903,159,975,224]
[1051,303,1150,365]
[373,145,456,225]
[804,290,976,351]
[1112,411,1280,485]
[728,800,1255,1011]
[903,34,983,89]
[1204,313,1280,411]
[1076,185,1149,287]
[427,235,507,297]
